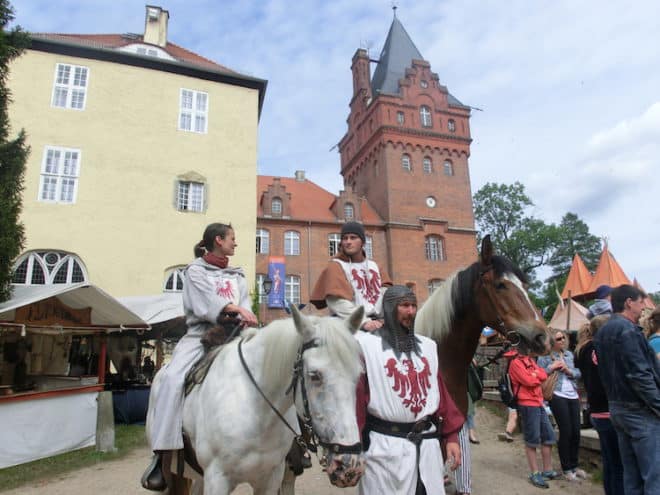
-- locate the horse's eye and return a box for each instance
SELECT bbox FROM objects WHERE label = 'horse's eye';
[308,370,323,384]
[495,282,507,290]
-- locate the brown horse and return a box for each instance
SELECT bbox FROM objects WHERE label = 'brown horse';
[415,235,550,415]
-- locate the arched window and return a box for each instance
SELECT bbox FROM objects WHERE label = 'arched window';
[401,154,412,171]
[448,119,456,133]
[344,203,355,220]
[164,267,186,292]
[443,159,454,176]
[423,157,433,174]
[256,228,269,254]
[12,251,88,285]
[365,235,373,259]
[284,231,300,255]
[271,197,282,216]
[328,233,341,257]
[285,275,301,304]
[425,236,445,262]
[428,278,445,294]
[420,106,432,127]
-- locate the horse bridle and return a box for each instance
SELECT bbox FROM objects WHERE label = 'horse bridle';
[237,337,362,463]
[478,265,521,347]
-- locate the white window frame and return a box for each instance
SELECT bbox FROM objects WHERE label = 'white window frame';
[396,111,405,125]
[285,275,301,304]
[365,235,373,259]
[328,233,341,257]
[420,105,432,127]
[344,203,355,220]
[448,119,456,133]
[176,181,205,212]
[179,88,208,133]
[12,251,88,285]
[271,197,283,216]
[256,229,270,254]
[284,231,300,256]
[425,236,445,262]
[443,160,454,176]
[423,157,433,174]
[163,267,186,292]
[38,146,81,204]
[401,154,412,171]
[51,63,89,110]
[256,273,267,303]
[428,278,444,294]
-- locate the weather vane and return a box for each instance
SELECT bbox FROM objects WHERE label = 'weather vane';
[392,1,398,17]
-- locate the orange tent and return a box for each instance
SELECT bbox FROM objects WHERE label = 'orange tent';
[634,278,656,309]
[586,244,632,294]
[560,254,593,299]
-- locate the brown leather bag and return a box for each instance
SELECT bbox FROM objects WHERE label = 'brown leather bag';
[541,371,559,401]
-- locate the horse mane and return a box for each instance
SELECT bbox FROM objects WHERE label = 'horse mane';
[257,315,363,392]
[415,254,527,343]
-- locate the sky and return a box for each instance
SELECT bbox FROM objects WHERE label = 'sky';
[11,0,660,293]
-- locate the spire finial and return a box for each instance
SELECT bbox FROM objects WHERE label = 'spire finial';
[392,1,398,18]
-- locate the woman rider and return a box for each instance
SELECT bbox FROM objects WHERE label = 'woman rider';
[142,222,258,491]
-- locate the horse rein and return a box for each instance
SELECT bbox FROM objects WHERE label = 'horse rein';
[237,337,362,464]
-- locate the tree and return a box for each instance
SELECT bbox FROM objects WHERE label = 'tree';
[547,212,601,282]
[0,0,30,302]
[473,182,557,282]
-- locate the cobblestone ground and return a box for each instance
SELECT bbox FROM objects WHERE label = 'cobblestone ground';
[2,406,605,494]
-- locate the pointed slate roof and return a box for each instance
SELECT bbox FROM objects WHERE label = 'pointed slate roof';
[371,17,423,96]
[560,254,593,299]
[587,245,632,293]
[371,16,467,107]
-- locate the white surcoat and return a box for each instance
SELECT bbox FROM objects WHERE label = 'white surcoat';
[333,258,385,317]
[149,258,250,451]
[356,332,446,495]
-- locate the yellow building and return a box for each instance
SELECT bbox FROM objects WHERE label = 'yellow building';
[8,6,266,297]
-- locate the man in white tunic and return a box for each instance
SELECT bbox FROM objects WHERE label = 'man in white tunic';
[142,223,258,491]
[356,286,463,495]
[311,221,392,331]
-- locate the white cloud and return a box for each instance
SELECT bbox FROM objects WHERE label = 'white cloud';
[10,0,660,291]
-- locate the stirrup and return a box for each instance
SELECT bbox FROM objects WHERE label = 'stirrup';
[141,453,167,491]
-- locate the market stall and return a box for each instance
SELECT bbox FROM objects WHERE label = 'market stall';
[0,283,149,468]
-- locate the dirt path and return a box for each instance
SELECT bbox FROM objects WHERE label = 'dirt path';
[2,406,604,494]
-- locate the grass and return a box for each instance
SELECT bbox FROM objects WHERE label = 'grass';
[0,425,147,492]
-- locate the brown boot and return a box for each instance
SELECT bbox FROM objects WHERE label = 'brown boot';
[141,452,167,491]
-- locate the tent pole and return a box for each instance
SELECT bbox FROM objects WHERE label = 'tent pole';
[566,290,572,332]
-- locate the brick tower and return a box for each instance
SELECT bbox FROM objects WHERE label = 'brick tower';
[338,13,477,299]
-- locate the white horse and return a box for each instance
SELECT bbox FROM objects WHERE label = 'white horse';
[146,305,365,495]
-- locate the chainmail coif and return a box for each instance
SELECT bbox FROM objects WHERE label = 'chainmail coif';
[376,285,421,359]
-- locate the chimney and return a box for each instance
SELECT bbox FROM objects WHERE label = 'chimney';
[294,170,306,182]
[351,48,372,102]
[143,5,169,47]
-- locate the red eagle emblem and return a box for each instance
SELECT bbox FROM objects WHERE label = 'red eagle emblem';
[351,268,382,304]
[384,357,432,415]
[216,280,235,300]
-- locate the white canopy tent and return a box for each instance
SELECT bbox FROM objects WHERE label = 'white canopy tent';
[0,283,149,330]
[0,283,150,468]
[548,298,590,331]
[118,293,184,324]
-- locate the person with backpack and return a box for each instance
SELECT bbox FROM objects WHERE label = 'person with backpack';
[497,349,519,442]
[508,348,559,489]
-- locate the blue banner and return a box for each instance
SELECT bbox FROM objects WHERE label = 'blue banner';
[267,256,285,309]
